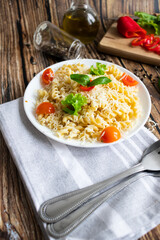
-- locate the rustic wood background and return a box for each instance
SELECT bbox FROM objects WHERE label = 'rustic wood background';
[0,0,160,239]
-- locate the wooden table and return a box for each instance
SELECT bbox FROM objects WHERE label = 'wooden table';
[0,0,160,239]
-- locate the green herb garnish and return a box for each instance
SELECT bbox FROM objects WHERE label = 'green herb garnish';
[70,74,90,86]
[90,62,107,75]
[135,12,160,35]
[88,76,111,86]
[70,74,111,87]
[61,93,87,115]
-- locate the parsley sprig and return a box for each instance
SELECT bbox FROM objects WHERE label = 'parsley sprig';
[61,93,87,115]
[90,62,107,75]
[135,12,160,35]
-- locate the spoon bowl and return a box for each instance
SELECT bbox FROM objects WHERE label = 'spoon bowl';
[142,145,160,171]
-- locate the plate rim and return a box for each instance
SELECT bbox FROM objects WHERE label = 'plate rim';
[23,58,151,148]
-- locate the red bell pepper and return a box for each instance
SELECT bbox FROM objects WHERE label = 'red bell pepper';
[131,37,146,46]
[117,16,147,38]
[131,34,160,55]
[143,37,160,49]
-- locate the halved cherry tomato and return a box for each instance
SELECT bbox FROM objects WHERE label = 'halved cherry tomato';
[42,68,54,85]
[122,74,138,86]
[80,80,95,91]
[100,126,121,143]
[80,85,95,91]
[36,102,55,115]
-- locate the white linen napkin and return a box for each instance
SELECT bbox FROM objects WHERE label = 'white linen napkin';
[0,97,160,240]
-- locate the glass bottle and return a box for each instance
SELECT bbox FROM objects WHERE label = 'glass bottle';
[62,0,100,44]
[33,21,85,60]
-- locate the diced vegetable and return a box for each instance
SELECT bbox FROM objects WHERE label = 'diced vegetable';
[61,93,87,115]
[117,16,147,38]
[36,102,55,115]
[100,126,121,143]
[42,68,54,85]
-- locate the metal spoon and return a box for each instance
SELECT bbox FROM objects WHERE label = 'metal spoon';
[39,140,160,224]
[47,171,160,239]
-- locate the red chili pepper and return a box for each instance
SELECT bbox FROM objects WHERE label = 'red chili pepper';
[117,16,147,38]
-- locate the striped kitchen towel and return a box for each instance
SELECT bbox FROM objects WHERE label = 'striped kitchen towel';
[0,97,160,240]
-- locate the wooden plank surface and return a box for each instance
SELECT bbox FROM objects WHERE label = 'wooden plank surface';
[0,0,160,239]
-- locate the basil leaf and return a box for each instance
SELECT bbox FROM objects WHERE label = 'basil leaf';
[70,74,90,86]
[88,77,112,87]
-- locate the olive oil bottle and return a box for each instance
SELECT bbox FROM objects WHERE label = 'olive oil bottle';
[62,0,100,44]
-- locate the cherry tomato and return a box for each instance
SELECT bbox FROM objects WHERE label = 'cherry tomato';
[100,126,121,143]
[122,74,138,86]
[36,102,55,115]
[42,68,54,85]
[80,85,95,91]
[80,80,95,91]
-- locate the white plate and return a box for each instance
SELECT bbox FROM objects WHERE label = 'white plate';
[24,59,151,148]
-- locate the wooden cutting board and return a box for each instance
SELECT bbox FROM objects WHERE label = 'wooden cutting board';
[98,22,160,66]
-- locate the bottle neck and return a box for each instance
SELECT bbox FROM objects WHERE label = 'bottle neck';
[71,0,89,8]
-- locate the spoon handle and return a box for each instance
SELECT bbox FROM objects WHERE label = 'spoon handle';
[47,172,149,239]
[39,163,144,223]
